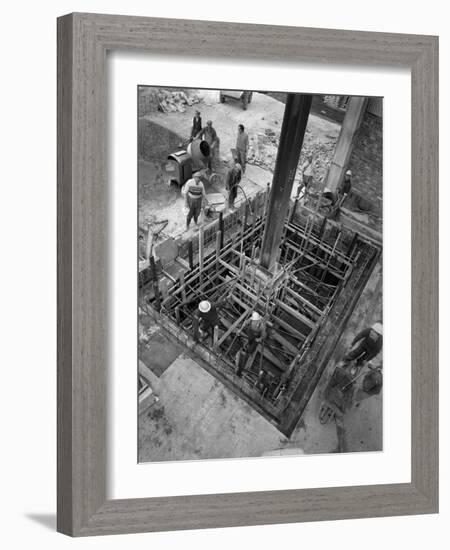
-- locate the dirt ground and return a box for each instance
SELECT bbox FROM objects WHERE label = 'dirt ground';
[138,91,341,239]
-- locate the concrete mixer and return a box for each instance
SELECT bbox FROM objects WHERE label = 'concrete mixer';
[167,138,211,187]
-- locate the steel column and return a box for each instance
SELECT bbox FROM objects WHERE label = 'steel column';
[260,93,312,270]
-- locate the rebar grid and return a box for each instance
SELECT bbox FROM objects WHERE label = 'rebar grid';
[156,209,361,402]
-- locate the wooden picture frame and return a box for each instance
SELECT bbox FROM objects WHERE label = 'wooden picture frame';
[57,12,438,536]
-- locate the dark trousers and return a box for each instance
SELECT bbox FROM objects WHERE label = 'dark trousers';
[187,197,202,226]
[344,341,378,363]
[247,337,258,355]
[236,149,247,172]
[228,185,237,208]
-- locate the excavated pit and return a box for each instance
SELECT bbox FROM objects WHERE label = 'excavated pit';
[140,191,380,436]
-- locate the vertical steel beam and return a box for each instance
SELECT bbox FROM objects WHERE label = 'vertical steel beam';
[260,93,312,271]
[219,211,224,249]
[188,241,194,269]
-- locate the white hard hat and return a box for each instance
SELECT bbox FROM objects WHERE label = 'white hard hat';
[251,312,261,321]
[346,169,352,176]
[372,322,383,335]
[198,300,211,313]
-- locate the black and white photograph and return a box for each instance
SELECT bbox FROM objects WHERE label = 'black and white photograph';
[2,0,444,545]
[137,87,383,462]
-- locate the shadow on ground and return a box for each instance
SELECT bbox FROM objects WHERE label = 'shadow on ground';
[25,513,56,531]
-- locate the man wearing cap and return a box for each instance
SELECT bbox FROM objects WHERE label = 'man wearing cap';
[338,169,352,202]
[235,124,249,173]
[197,120,219,170]
[226,159,242,209]
[344,322,383,365]
[184,172,206,230]
[190,110,202,140]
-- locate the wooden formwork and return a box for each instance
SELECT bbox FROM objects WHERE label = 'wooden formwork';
[141,201,380,436]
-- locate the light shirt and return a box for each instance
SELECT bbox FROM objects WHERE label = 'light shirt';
[236,131,249,151]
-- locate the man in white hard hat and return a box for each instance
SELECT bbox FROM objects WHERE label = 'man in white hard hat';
[197,299,220,339]
[344,321,383,366]
[245,311,266,355]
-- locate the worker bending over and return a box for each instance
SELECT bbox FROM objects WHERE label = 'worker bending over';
[226,160,242,209]
[197,120,219,170]
[244,311,266,354]
[184,173,206,230]
[344,322,383,366]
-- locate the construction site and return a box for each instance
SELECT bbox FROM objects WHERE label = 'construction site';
[138,88,383,462]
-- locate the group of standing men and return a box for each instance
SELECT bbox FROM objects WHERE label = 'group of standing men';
[184,110,250,229]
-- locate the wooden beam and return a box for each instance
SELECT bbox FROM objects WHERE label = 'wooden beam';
[216,308,251,347]
[269,330,299,356]
[271,314,307,341]
[259,344,286,372]
[284,286,323,317]
[275,299,315,330]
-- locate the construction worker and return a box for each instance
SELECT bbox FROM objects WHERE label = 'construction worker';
[295,153,315,200]
[197,120,219,170]
[226,160,242,209]
[301,153,315,189]
[184,173,206,230]
[235,124,249,173]
[339,169,352,195]
[337,169,352,205]
[245,311,266,355]
[197,300,220,339]
[190,110,202,140]
[344,322,383,366]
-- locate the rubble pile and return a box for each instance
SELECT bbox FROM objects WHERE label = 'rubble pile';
[157,90,201,113]
[139,88,202,116]
[247,127,338,188]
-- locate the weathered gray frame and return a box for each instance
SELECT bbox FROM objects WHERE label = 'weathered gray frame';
[57,12,439,537]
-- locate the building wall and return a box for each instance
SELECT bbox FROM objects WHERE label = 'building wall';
[348,109,383,219]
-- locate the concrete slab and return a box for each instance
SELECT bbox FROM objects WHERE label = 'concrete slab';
[140,331,183,378]
[139,355,288,462]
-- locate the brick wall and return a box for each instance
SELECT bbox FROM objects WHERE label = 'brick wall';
[348,111,383,218]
